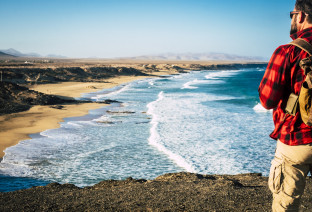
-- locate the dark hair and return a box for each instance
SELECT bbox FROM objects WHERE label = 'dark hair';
[296,0,312,23]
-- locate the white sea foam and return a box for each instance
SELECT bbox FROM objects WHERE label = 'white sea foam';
[181,80,198,89]
[207,95,242,101]
[147,91,196,173]
[253,103,272,113]
[91,84,131,101]
[145,83,274,175]
[146,91,231,173]
[93,115,110,122]
[205,70,240,80]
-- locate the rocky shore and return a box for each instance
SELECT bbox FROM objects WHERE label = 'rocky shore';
[0,82,77,115]
[0,172,265,211]
[0,81,118,115]
[1,172,312,211]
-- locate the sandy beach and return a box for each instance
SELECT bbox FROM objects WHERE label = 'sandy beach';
[0,75,165,158]
[28,76,151,99]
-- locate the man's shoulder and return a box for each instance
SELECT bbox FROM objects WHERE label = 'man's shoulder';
[274,40,312,57]
[272,44,294,55]
[267,43,301,67]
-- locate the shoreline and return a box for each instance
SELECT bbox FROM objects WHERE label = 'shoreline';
[0,61,268,159]
[0,72,179,159]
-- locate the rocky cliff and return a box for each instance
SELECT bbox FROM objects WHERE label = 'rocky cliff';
[1,172,312,211]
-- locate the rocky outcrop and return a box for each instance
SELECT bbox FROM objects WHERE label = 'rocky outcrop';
[0,82,122,115]
[0,82,76,115]
[1,172,311,211]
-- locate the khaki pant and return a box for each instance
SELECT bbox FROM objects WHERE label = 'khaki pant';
[269,140,312,212]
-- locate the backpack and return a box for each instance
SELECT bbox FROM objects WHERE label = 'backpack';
[285,38,312,126]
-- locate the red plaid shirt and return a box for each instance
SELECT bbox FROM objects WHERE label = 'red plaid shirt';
[259,27,312,145]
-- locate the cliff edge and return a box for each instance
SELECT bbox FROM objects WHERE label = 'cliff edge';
[2,172,312,211]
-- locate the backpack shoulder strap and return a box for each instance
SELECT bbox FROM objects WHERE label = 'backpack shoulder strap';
[285,38,312,116]
[290,38,312,56]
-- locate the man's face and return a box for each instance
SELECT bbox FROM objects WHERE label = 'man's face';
[290,13,298,35]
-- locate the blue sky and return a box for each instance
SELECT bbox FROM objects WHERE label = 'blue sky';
[0,0,295,59]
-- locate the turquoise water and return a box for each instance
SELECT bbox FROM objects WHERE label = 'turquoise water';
[0,67,275,192]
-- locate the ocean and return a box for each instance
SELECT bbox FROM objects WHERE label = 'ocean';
[0,67,275,192]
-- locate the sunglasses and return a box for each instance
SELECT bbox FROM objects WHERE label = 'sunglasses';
[290,11,300,19]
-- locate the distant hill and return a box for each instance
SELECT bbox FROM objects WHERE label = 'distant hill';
[125,53,267,61]
[0,48,66,58]
[0,51,16,58]
[1,48,41,57]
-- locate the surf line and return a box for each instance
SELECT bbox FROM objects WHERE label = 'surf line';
[147,91,196,173]
[181,79,198,90]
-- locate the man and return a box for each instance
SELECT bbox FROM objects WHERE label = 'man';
[259,0,312,211]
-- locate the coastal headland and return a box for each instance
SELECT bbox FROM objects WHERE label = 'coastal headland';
[1,58,295,211]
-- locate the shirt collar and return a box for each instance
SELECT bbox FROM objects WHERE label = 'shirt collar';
[291,27,312,40]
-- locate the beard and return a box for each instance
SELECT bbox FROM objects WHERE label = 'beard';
[290,15,298,35]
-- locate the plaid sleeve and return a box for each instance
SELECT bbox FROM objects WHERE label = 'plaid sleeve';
[259,46,287,109]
